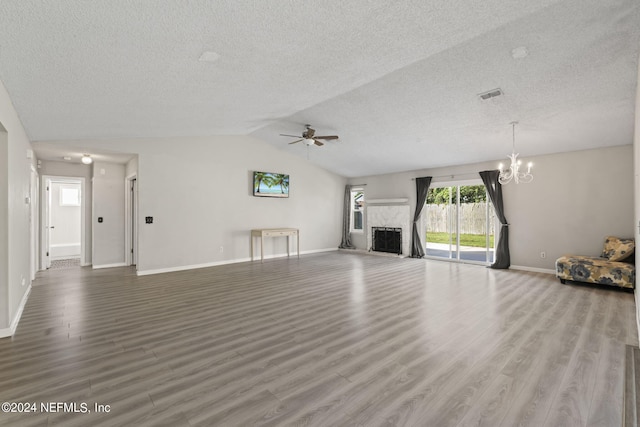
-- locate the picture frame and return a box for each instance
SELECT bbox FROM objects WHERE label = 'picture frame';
[253,171,289,198]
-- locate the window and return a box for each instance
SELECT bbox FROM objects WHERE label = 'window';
[60,187,80,206]
[351,189,364,232]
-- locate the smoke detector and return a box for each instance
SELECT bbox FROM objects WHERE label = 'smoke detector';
[511,46,529,59]
[198,51,220,63]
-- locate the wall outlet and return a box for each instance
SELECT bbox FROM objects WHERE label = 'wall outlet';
[21,276,25,286]
[540,251,546,259]
[219,246,224,253]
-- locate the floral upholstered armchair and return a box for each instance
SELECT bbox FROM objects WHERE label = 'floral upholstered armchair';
[555,236,635,290]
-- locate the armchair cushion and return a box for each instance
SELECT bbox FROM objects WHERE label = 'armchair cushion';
[601,236,635,262]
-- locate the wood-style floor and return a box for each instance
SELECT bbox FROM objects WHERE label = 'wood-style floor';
[0,251,637,426]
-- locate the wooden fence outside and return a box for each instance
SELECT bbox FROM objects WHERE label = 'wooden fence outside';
[425,203,495,235]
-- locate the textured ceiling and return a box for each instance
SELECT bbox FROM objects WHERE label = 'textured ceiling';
[0,0,639,176]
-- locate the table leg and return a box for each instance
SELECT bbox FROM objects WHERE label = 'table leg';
[251,235,254,261]
[260,235,264,263]
[297,231,300,258]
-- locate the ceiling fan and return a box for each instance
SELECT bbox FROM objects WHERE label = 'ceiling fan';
[280,124,339,147]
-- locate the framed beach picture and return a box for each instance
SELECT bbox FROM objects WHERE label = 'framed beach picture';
[253,171,289,198]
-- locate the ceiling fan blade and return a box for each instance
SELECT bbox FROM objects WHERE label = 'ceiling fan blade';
[313,139,324,146]
[280,134,302,138]
[314,135,339,140]
[288,139,303,145]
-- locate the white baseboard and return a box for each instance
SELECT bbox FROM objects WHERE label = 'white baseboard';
[52,255,81,261]
[92,262,128,270]
[52,255,81,260]
[0,284,32,338]
[50,243,81,259]
[137,248,338,276]
[137,259,250,276]
[301,247,339,255]
[510,265,556,275]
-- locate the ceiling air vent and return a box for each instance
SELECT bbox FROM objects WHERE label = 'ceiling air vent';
[478,88,503,100]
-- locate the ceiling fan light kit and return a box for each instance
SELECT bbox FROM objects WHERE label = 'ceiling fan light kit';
[498,121,533,185]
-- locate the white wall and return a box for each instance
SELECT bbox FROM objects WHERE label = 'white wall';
[0,78,35,337]
[0,124,8,331]
[349,145,634,271]
[125,156,138,178]
[39,161,93,265]
[507,147,633,269]
[134,136,344,273]
[41,135,346,274]
[92,162,126,267]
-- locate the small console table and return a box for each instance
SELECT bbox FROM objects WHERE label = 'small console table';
[251,228,300,263]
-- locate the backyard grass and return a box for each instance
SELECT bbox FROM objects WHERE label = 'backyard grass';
[427,232,494,248]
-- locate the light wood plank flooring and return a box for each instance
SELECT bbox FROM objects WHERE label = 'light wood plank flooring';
[0,252,637,426]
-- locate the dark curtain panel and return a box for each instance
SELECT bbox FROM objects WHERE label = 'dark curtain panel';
[410,177,432,258]
[479,170,510,269]
[339,185,356,249]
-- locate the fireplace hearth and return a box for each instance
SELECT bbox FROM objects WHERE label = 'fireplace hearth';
[372,227,402,255]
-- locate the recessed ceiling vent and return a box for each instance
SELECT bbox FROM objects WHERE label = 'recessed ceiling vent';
[478,88,503,101]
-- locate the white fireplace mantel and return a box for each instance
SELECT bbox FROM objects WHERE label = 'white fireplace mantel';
[367,198,409,205]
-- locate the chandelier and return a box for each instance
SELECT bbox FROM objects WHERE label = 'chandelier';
[498,121,533,184]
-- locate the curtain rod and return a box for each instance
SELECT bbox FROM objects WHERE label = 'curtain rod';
[411,172,480,180]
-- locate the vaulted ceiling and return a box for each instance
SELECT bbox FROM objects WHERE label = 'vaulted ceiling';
[1,0,639,177]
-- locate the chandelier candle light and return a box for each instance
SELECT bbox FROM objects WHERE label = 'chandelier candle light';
[498,121,533,184]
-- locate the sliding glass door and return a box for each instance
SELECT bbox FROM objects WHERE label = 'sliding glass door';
[424,183,495,264]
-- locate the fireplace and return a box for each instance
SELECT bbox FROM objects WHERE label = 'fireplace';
[372,227,402,255]
[366,203,411,257]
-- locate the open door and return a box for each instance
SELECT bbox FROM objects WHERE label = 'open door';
[131,178,137,266]
[41,175,85,269]
[126,175,138,267]
[41,177,52,269]
[30,165,39,279]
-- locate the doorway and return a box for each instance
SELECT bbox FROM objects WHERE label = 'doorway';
[424,182,495,264]
[41,176,86,269]
[125,175,138,267]
[30,165,39,279]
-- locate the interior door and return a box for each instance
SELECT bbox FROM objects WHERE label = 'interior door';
[131,178,137,266]
[43,178,52,269]
[30,166,38,279]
